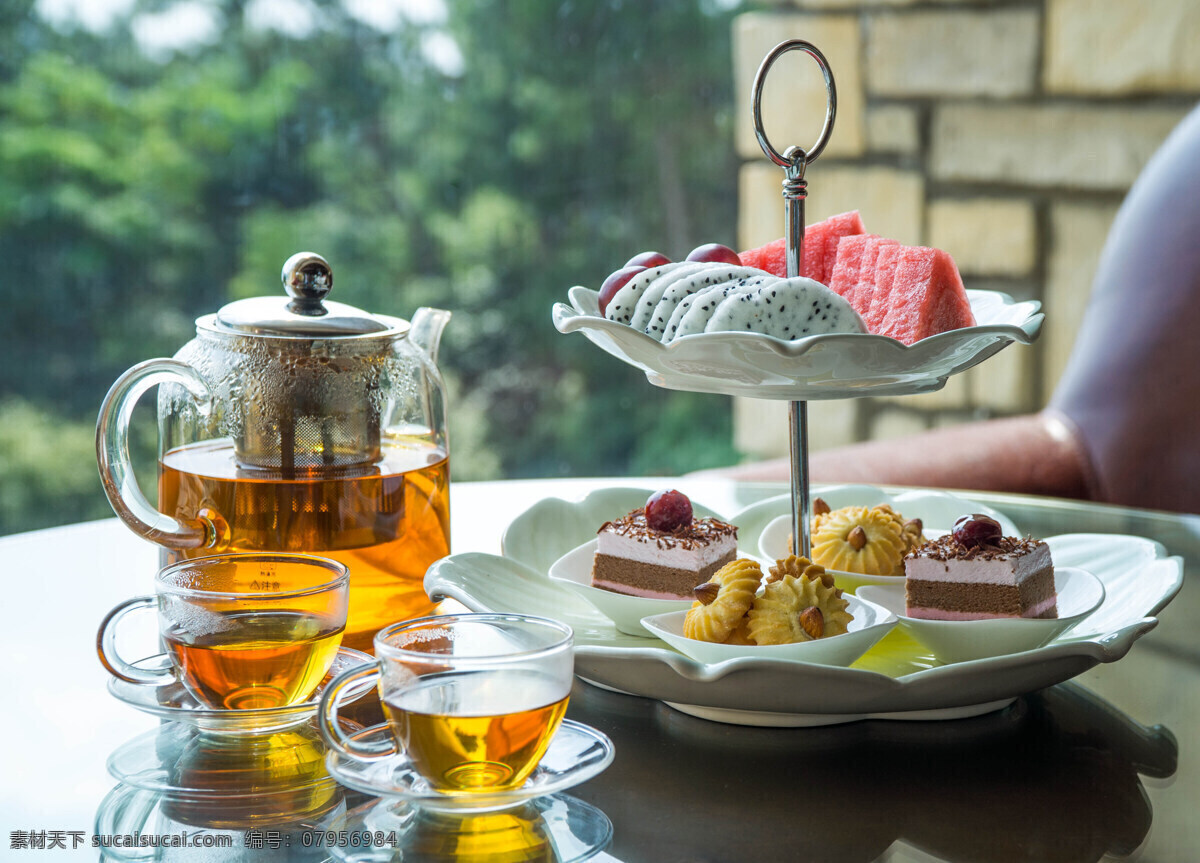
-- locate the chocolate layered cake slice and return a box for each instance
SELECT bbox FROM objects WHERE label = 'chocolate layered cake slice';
[904,532,1057,621]
[591,501,738,600]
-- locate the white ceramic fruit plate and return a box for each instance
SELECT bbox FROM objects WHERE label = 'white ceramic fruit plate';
[549,539,760,637]
[858,567,1105,665]
[640,593,896,667]
[753,485,1019,593]
[552,286,1042,400]
[426,487,1183,726]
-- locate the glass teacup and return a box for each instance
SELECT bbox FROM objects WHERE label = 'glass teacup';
[97,553,349,711]
[319,614,574,794]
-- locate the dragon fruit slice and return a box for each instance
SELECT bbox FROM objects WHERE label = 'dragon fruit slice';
[705,277,865,339]
[660,274,777,342]
[665,276,775,342]
[603,262,684,325]
[645,266,765,338]
[632,264,760,334]
[626,263,708,331]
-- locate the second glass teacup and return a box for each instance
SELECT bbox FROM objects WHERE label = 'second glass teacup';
[320,613,574,795]
[97,553,349,711]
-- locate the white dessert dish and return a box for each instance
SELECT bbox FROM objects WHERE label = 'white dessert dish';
[640,592,895,667]
[549,539,760,637]
[858,566,1105,664]
[553,285,1042,400]
[549,539,693,636]
[503,486,733,580]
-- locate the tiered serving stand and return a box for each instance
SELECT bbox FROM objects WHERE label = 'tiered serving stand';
[427,40,1182,726]
[552,40,1044,559]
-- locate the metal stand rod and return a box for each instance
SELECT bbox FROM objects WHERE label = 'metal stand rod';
[752,39,837,562]
[789,400,811,558]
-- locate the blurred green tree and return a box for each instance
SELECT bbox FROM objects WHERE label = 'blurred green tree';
[0,0,741,535]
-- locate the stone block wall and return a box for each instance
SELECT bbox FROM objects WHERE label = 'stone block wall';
[732,1,1197,461]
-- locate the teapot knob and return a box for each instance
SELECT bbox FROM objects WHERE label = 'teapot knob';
[282,252,332,316]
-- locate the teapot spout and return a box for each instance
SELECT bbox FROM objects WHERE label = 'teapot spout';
[409,307,452,364]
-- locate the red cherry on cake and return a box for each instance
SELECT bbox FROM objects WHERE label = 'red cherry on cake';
[685,243,742,266]
[598,265,647,316]
[952,514,1003,549]
[645,489,693,532]
[625,251,672,269]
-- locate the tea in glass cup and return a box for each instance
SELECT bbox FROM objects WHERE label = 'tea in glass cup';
[319,614,573,794]
[97,553,348,710]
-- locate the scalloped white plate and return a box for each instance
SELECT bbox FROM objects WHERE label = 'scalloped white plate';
[553,286,1042,400]
[753,485,1019,592]
[427,487,1183,725]
[859,567,1105,664]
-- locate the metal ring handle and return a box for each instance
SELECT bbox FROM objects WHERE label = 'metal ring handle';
[752,40,837,172]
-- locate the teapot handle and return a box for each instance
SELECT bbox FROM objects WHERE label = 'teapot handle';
[95,359,215,550]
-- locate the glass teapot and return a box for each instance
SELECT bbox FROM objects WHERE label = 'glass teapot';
[97,253,451,652]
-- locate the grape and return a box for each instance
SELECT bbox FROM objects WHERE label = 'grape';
[625,251,672,269]
[597,265,647,316]
[645,489,693,532]
[952,514,1003,549]
[685,243,741,266]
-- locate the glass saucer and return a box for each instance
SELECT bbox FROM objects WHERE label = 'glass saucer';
[324,793,612,863]
[108,646,374,734]
[326,719,615,813]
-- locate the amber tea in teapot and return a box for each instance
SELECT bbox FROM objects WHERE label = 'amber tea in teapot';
[159,435,449,652]
[98,253,452,653]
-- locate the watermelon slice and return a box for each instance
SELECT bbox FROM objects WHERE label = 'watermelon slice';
[737,235,823,281]
[739,211,865,285]
[738,237,789,279]
[829,234,881,306]
[851,237,899,316]
[741,221,976,343]
[864,244,902,333]
[875,247,977,344]
[818,212,866,286]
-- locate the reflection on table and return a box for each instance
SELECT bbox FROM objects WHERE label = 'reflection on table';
[94,717,612,863]
[568,679,1176,862]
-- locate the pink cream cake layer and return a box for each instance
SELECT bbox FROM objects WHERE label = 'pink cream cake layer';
[591,580,690,601]
[906,595,1059,621]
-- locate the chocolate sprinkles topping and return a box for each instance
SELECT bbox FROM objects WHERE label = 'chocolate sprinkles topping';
[598,508,738,550]
[905,533,1046,562]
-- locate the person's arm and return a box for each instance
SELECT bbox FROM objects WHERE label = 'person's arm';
[697,411,1095,501]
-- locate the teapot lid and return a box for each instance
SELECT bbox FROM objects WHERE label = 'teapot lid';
[214,252,399,337]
